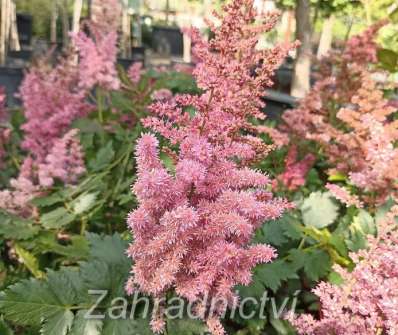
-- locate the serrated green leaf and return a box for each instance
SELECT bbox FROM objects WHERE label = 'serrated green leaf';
[41,208,75,229]
[102,318,151,335]
[30,193,64,207]
[345,209,375,251]
[0,279,63,326]
[301,192,339,229]
[0,317,14,335]
[40,310,74,335]
[256,260,298,293]
[72,118,103,134]
[391,7,398,23]
[377,48,398,72]
[0,216,40,240]
[90,142,115,171]
[14,244,44,278]
[303,250,331,282]
[69,310,103,335]
[168,318,207,335]
[260,220,287,246]
[87,233,129,266]
[73,192,98,215]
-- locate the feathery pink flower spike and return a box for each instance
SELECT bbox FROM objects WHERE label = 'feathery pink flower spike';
[289,205,398,335]
[126,1,295,334]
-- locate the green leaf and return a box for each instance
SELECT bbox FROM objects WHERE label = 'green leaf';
[391,7,398,23]
[377,49,398,72]
[69,310,103,335]
[30,193,64,207]
[260,220,287,246]
[303,250,331,282]
[72,118,103,134]
[0,212,40,240]
[40,310,74,335]
[0,317,14,335]
[256,260,298,293]
[73,192,98,215]
[87,233,129,266]
[301,192,339,229]
[14,244,44,278]
[90,142,115,171]
[102,318,151,335]
[168,318,207,335]
[41,208,75,229]
[345,209,376,251]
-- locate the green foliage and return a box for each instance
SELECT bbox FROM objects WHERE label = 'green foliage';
[300,192,339,229]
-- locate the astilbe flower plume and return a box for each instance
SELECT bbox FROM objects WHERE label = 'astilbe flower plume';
[0,0,122,215]
[126,1,295,334]
[0,87,11,167]
[19,58,91,161]
[275,145,315,191]
[72,0,121,91]
[0,130,85,216]
[289,205,398,335]
[281,22,397,205]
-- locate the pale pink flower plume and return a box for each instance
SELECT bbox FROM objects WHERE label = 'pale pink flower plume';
[0,130,85,216]
[38,129,86,187]
[72,30,120,91]
[326,183,363,208]
[126,1,295,333]
[128,62,143,84]
[19,59,92,161]
[289,205,398,335]
[0,87,11,167]
[151,89,173,101]
[281,22,396,206]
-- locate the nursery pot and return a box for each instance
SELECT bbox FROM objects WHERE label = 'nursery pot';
[16,14,33,47]
[0,67,23,107]
[152,26,183,57]
[262,89,297,121]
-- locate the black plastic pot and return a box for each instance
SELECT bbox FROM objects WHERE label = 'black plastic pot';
[16,14,33,46]
[152,26,183,57]
[132,46,146,64]
[262,89,297,121]
[0,67,24,106]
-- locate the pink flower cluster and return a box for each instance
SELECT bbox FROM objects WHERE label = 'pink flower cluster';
[0,87,11,167]
[72,30,120,91]
[281,23,397,205]
[37,129,86,187]
[290,205,398,335]
[342,21,387,65]
[19,59,91,161]
[128,62,143,84]
[0,130,85,216]
[275,145,315,191]
[126,1,295,334]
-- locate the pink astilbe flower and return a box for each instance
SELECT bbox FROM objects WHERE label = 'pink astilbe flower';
[126,1,295,334]
[0,87,11,167]
[72,30,120,91]
[326,183,363,208]
[0,131,85,216]
[281,22,396,205]
[38,129,86,187]
[128,62,143,84]
[0,157,41,217]
[343,20,387,65]
[151,89,173,101]
[71,0,121,90]
[275,145,315,191]
[289,205,398,335]
[19,58,92,161]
